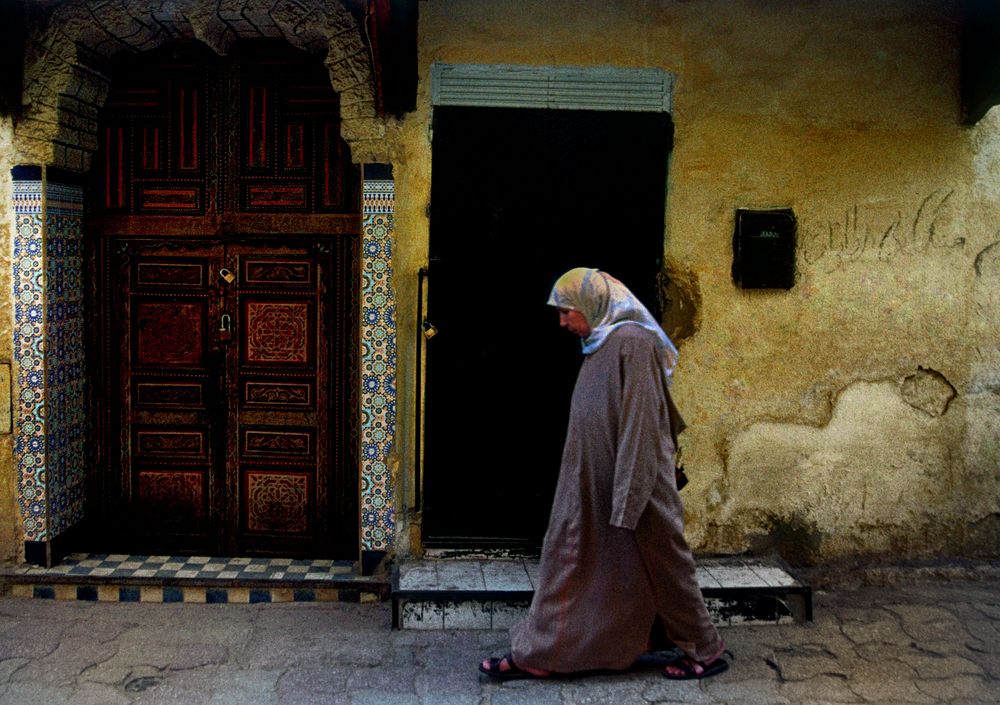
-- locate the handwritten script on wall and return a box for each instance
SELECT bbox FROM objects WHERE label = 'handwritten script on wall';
[798,189,965,269]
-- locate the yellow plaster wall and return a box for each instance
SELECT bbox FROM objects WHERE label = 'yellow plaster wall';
[0,117,16,561]
[0,0,995,566]
[390,0,1000,563]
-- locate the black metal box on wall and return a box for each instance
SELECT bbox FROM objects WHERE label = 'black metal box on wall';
[732,209,796,289]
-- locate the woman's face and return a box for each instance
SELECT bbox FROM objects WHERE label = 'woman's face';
[558,308,591,337]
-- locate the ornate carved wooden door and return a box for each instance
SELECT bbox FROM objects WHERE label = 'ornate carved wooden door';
[92,41,360,557]
[112,239,354,556]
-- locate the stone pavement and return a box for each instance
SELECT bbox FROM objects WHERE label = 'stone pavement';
[0,577,997,705]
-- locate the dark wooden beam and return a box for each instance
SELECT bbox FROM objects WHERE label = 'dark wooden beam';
[366,0,418,118]
[90,214,362,238]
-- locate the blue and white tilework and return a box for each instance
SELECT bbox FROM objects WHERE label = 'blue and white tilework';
[11,172,87,543]
[13,176,46,541]
[361,178,396,552]
[43,182,86,538]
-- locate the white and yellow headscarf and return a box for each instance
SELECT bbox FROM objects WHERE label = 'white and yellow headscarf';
[547,267,678,380]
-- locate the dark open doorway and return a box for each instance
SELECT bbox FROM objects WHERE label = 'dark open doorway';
[424,106,673,548]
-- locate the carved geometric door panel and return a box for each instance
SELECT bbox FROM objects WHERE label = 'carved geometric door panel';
[111,239,355,557]
[227,244,328,555]
[113,241,223,553]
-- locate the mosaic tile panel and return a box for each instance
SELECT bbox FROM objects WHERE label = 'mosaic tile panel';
[12,177,46,541]
[10,172,87,543]
[8,583,380,604]
[361,178,396,552]
[10,583,383,605]
[43,181,86,538]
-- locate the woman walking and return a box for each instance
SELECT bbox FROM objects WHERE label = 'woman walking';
[480,267,728,681]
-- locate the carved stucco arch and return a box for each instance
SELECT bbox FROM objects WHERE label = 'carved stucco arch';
[16,0,389,169]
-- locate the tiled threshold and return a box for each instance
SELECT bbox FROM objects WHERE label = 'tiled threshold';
[0,553,389,604]
[392,556,812,630]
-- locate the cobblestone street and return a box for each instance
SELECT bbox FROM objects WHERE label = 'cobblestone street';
[0,575,998,704]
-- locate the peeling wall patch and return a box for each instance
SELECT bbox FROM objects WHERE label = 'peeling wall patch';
[659,259,701,344]
[900,367,957,417]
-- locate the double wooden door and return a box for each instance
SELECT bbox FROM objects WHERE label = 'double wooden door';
[90,40,361,557]
[108,236,357,557]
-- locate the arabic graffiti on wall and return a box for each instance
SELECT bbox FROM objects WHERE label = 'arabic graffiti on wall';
[798,189,965,268]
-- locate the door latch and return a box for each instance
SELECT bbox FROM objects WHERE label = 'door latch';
[219,268,236,284]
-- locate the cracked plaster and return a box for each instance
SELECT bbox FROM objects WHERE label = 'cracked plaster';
[902,367,958,417]
[718,380,969,563]
[660,258,702,346]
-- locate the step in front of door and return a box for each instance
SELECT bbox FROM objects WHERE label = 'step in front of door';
[392,556,811,630]
[0,553,389,604]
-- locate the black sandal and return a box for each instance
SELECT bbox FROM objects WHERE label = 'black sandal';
[662,654,730,680]
[479,653,547,680]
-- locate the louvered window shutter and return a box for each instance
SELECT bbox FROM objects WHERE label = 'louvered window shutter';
[431,64,674,112]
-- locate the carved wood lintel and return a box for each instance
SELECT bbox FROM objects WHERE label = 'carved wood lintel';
[91,214,361,238]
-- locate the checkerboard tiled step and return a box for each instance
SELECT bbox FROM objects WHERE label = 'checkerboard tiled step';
[392,556,811,630]
[0,553,388,604]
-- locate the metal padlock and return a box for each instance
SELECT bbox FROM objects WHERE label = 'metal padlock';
[219,268,236,284]
[218,313,233,342]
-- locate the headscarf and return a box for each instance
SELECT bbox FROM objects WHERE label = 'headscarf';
[547,267,679,381]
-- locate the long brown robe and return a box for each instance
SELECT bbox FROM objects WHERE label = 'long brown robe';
[510,325,722,673]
